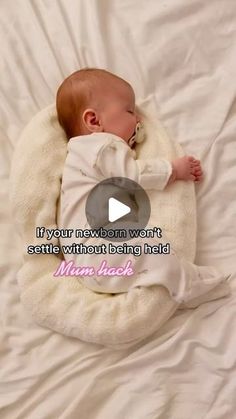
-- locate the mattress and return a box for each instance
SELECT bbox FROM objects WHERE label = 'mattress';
[1,1,236,418]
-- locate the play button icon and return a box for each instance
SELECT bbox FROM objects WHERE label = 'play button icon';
[108,197,131,222]
[85,177,151,242]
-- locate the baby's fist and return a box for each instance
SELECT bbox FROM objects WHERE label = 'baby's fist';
[172,156,203,182]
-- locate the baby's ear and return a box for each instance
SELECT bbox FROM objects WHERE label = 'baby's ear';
[82,109,102,132]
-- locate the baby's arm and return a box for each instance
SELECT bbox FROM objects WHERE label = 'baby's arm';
[95,138,202,191]
[167,156,203,186]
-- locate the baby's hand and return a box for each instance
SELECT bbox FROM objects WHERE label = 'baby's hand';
[172,156,203,182]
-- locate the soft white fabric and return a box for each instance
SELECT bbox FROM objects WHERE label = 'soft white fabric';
[9,104,177,349]
[10,103,201,348]
[59,130,229,301]
[1,1,236,418]
[11,101,229,350]
[9,102,230,337]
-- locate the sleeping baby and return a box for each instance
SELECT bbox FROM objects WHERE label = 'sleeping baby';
[56,67,228,303]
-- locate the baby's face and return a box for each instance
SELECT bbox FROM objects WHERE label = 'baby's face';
[97,81,140,144]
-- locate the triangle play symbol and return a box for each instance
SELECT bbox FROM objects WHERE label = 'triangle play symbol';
[108,197,131,223]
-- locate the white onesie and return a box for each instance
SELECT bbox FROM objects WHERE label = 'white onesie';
[58,132,226,303]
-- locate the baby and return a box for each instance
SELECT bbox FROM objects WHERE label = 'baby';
[57,68,202,186]
[56,68,228,303]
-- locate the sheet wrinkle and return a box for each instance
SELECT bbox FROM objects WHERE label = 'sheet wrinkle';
[0,73,32,122]
[215,95,236,136]
[18,33,55,97]
[28,1,65,78]
[2,23,44,111]
[57,1,81,63]
[199,118,236,176]
[1,0,236,417]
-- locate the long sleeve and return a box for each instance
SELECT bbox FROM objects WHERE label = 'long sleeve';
[95,137,172,191]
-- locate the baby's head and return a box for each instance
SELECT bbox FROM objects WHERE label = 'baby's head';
[56,68,140,144]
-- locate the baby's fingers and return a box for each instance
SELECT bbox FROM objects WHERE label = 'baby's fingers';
[190,161,201,169]
[194,174,203,182]
[194,168,203,176]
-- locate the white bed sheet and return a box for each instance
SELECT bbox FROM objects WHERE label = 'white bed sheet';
[1,1,236,418]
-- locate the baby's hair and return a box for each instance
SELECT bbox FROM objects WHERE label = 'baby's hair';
[56,67,130,139]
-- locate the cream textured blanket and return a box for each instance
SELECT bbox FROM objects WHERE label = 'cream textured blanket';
[9,101,227,349]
